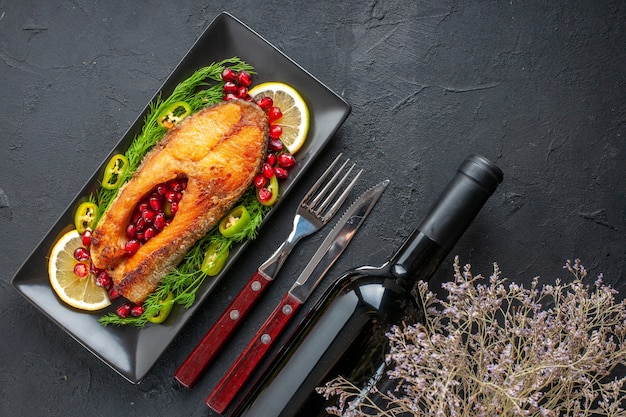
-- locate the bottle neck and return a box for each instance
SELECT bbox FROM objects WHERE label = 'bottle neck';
[390,229,447,290]
[390,154,503,289]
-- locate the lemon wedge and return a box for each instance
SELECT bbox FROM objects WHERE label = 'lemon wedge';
[48,230,111,311]
[249,82,310,154]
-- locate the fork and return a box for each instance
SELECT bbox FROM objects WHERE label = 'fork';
[174,153,361,388]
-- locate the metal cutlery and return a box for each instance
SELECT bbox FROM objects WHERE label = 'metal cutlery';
[205,179,389,414]
[174,154,361,388]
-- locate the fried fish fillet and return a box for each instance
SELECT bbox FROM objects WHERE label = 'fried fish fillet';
[90,99,268,303]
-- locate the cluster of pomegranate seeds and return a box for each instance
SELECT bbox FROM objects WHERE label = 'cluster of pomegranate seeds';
[70,230,119,302]
[124,177,188,255]
[221,68,254,101]
[73,229,146,318]
[254,145,296,204]
[255,149,296,185]
[254,98,297,204]
[116,302,144,319]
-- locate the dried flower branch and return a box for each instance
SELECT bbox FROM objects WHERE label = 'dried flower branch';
[318,258,626,416]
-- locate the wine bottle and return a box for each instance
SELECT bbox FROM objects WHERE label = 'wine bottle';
[231,154,503,417]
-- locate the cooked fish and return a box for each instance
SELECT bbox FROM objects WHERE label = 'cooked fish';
[90,99,268,303]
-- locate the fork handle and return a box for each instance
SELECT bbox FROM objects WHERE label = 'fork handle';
[174,270,272,388]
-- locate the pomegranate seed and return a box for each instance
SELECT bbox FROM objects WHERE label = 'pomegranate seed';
[138,202,149,212]
[73,263,89,278]
[124,239,141,255]
[223,93,239,101]
[168,179,183,192]
[221,67,238,82]
[165,190,178,203]
[277,153,296,168]
[274,166,289,180]
[180,178,188,190]
[90,262,104,276]
[149,195,162,211]
[81,230,92,247]
[73,247,90,261]
[135,217,146,232]
[268,106,282,122]
[262,163,275,179]
[223,81,238,94]
[126,223,136,238]
[253,174,267,189]
[237,85,248,98]
[108,287,121,301]
[135,232,145,241]
[268,138,284,152]
[96,272,112,289]
[269,124,283,139]
[131,305,144,317]
[144,227,156,241]
[256,96,273,110]
[156,184,167,195]
[258,188,273,204]
[116,303,132,318]
[237,70,252,87]
[141,209,155,223]
[154,213,166,231]
[169,201,179,216]
[266,153,276,166]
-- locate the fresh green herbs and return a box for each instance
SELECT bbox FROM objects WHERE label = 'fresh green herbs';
[97,57,269,328]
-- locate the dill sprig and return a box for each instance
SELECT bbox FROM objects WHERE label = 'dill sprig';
[97,58,270,328]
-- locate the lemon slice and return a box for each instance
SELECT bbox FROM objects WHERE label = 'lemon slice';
[248,82,310,154]
[48,230,111,311]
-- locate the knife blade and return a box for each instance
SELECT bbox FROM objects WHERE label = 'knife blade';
[205,179,389,414]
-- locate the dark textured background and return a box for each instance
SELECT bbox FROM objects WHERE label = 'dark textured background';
[1,1,624,416]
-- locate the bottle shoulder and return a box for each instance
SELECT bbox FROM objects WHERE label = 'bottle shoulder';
[313,263,418,321]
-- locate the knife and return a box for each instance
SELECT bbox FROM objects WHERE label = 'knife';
[205,179,389,414]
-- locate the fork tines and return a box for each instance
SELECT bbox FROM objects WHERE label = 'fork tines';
[301,153,363,222]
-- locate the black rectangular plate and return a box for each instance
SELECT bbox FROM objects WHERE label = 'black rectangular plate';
[11,12,350,383]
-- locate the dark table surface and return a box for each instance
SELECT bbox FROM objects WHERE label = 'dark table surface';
[1,2,624,416]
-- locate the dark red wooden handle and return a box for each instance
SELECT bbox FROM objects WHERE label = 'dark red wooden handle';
[205,292,301,414]
[174,270,272,388]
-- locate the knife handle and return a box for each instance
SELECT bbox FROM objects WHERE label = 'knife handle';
[206,292,302,414]
[174,270,273,389]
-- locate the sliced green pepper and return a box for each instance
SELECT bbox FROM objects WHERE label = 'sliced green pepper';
[74,201,99,234]
[146,292,174,324]
[201,241,229,276]
[219,205,251,238]
[157,101,192,129]
[101,154,129,190]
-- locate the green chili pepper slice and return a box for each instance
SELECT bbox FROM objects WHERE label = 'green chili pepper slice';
[157,101,192,129]
[219,205,251,238]
[101,154,129,190]
[74,201,99,234]
[146,292,174,324]
[201,241,229,276]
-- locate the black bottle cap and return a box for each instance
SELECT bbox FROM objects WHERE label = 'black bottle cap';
[458,154,503,195]
[417,154,503,252]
